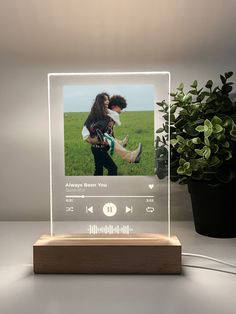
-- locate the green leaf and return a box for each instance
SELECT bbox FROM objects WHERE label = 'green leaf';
[163,123,168,133]
[209,156,221,167]
[190,160,200,171]
[204,137,210,146]
[225,71,233,79]
[170,139,178,145]
[210,144,219,153]
[185,168,192,176]
[205,80,213,89]
[177,82,184,91]
[215,133,226,142]
[194,119,205,125]
[156,128,164,133]
[184,124,200,137]
[177,163,192,176]
[206,93,217,103]
[190,80,198,88]
[170,113,176,123]
[220,74,226,84]
[223,118,233,129]
[213,124,223,133]
[156,101,163,107]
[196,157,208,167]
[195,146,211,159]
[230,126,236,137]
[177,166,185,175]
[197,93,205,102]
[179,158,186,166]
[197,88,203,95]
[183,94,192,103]
[205,109,216,114]
[195,125,205,132]
[201,91,211,97]
[222,141,230,148]
[163,113,168,121]
[195,148,204,156]
[179,109,189,116]
[162,135,167,145]
[204,119,213,137]
[176,93,184,102]
[189,89,198,95]
[170,105,177,113]
[192,137,201,144]
[211,116,222,126]
[186,140,194,147]
[224,150,232,160]
[190,108,199,117]
[222,85,233,94]
[170,92,177,97]
[183,162,191,170]
[204,146,211,159]
[176,135,185,144]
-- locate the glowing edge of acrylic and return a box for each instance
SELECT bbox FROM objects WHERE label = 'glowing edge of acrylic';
[47,71,171,238]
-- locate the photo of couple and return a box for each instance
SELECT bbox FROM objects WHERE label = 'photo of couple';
[82,93,142,175]
[64,85,155,176]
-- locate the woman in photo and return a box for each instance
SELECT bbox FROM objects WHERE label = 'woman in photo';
[83,93,142,175]
[84,92,118,175]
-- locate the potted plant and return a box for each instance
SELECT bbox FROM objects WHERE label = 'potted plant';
[156,72,236,238]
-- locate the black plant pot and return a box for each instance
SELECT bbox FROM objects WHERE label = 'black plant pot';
[188,180,236,238]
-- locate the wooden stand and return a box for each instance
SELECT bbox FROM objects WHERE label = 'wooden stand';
[33,233,181,274]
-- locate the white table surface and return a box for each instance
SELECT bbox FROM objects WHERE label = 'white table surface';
[0,221,236,314]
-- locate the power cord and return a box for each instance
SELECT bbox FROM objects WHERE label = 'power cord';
[182,252,236,268]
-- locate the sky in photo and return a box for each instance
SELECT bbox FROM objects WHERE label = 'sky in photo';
[64,84,155,112]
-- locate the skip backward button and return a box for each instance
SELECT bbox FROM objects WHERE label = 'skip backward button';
[86,206,94,213]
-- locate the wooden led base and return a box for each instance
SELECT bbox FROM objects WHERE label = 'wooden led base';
[33,233,181,274]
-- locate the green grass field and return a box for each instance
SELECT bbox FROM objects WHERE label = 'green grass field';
[64,111,154,176]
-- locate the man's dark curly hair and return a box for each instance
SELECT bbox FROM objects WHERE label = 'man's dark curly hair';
[109,95,127,110]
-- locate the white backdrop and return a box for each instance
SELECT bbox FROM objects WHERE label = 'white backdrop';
[0,0,236,220]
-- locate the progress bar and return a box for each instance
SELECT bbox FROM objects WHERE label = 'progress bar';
[65,195,154,198]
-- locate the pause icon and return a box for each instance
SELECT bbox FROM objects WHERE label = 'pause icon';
[103,203,117,217]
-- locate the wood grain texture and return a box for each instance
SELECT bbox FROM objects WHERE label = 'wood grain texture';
[33,234,181,274]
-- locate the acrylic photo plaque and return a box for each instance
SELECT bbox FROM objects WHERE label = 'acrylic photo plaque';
[48,72,170,236]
